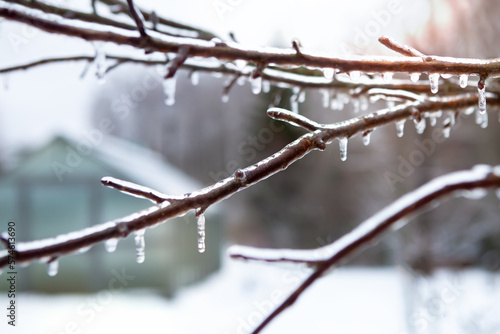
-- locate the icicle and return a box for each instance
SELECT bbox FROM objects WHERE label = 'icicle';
[443,126,451,138]
[464,106,475,115]
[163,76,176,106]
[330,95,341,111]
[105,238,119,253]
[349,71,361,82]
[190,71,200,86]
[262,80,271,93]
[338,137,348,161]
[235,59,246,70]
[197,213,206,253]
[476,109,488,129]
[93,42,107,84]
[395,120,405,137]
[383,72,393,82]
[359,95,369,111]
[362,132,371,146]
[298,90,306,103]
[459,74,468,88]
[410,73,420,82]
[323,68,335,79]
[460,188,488,200]
[250,76,262,95]
[211,71,223,79]
[414,118,426,134]
[47,258,59,277]
[237,76,247,86]
[290,87,300,113]
[441,73,452,79]
[221,92,229,103]
[447,111,456,126]
[134,229,146,263]
[352,98,360,113]
[478,80,487,115]
[321,89,330,109]
[0,268,3,277]
[430,114,438,127]
[429,73,439,94]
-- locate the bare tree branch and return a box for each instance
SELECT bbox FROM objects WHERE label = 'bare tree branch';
[125,0,147,38]
[228,165,500,333]
[2,5,500,79]
[0,93,497,268]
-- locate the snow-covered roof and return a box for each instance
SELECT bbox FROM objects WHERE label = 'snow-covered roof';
[64,134,201,196]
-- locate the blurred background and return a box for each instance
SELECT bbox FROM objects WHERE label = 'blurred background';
[1,0,500,333]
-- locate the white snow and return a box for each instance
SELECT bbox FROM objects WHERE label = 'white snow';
[1,259,500,334]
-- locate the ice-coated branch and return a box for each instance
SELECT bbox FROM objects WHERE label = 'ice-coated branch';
[230,165,500,334]
[101,176,181,204]
[165,46,190,78]
[378,35,426,58]
[267,107,324,131]
[0,92,497,269]
[2,5,500,79]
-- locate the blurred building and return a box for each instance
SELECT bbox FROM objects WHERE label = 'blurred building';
[0,134,223,296]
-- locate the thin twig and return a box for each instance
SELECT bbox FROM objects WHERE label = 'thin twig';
[165,46,190,78]
[267,107,323,131]
[378,35,426,58]
[126,0,147,38]
[100,177,181,204]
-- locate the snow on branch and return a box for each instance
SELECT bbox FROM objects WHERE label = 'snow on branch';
[0,92,497,269]
[2,3,500,79]
[100,176,182,204]
[231,165,500,334]
[378,35,426,58]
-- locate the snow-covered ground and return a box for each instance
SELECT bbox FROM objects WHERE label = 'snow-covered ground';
[1,258,500,334]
